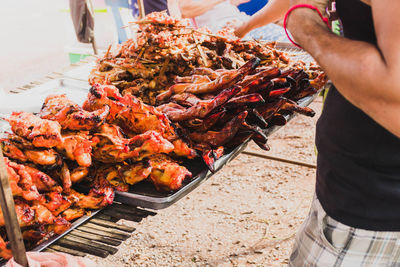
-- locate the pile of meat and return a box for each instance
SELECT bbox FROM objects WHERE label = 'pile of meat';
[156,57,327,171]
[89,12,297,105]
[0,111,114,259]
[0,12,328,257]
[0,88,198,258]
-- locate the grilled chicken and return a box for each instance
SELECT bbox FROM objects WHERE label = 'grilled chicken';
[40,94,110,131]
[91,124,174,163]
[57,131,92,167]
[1,135,62,167]
[6,112,62,148]
[148,154,192,191]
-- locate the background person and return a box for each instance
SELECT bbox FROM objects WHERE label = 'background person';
[233,0,289,38]
[177,0,250,32]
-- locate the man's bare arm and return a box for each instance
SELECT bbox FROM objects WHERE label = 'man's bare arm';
[178,0,225,18]
[287,0,400,137]
[235,0,289,38]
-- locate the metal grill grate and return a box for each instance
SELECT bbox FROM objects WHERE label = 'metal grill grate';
[42,203,156,258]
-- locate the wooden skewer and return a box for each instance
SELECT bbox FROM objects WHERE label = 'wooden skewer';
[0,149,29,267]
[137,0,145,20]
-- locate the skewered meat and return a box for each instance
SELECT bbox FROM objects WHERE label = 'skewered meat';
[158,85,241,122]
[189,111,248,147]
[156,57,260,103]
[40,94,110,131]
[6,112,62,148]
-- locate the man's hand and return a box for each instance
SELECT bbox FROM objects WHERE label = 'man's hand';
[286,0,330,46]
[233,20,248,38]
[230,0,251,7]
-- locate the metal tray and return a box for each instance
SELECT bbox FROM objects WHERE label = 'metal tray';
[114,94,317,209]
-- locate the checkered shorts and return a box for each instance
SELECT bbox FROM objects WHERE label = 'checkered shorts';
[289,196,400,266]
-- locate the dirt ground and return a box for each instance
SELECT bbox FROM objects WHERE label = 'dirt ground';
[87,100,323,267]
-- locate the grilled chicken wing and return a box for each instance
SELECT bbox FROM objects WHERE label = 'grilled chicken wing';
[148,155,192,191]
[5,158,42,201]
[40,94,110,131]
[1,135,62,167]
[57,131,92,167]
[6,112,62,148]
[91,124,174,163]
[84,84,197,159]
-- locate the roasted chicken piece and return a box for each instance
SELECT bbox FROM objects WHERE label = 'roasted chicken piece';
[120,161,153,186]
[5,158,42,201]
[69,186,113,210]
[1,134,62,167]
[22,217,72,243]
[84,84,197,159]
[91,124,174,163]
[94,165,130,192]
[6,112,62,148]
[23,165,62,193]
[84,84,176,137]
[92,160,152,191]
[57,131,92,167]
[147,154,192,191]
[61,208,85,221]
[0,236,12,260]
[40,94,110,131]
[31,204,57,224]
[49,162,72,194]
[0,198,35,227]
[38,191,73,216]
[70,166,89,183]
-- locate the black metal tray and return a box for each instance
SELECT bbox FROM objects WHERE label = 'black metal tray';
[114,95,317,209]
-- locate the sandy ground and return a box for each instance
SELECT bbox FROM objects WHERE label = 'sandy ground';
[86,100,322,267]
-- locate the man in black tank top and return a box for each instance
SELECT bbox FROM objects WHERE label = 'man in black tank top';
[234,0,400,265]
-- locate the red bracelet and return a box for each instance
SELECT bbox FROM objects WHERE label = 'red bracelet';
[283,4,330,49]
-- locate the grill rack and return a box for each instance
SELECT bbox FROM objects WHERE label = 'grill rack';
[0,203,156,265]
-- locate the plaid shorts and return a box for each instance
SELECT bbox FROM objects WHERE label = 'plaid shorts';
[289,195,400,266]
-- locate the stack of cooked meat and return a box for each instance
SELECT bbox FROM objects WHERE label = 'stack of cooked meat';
[0,12,328,258]
[155,57,327,170]
[88,12,305,105]
[0,89,198,258]
[0,110,114,259]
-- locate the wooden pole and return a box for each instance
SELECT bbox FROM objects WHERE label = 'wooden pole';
[137,0,145,20]
[0,149,29,267]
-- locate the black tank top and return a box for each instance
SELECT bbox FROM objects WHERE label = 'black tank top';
[315,0,400,230]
